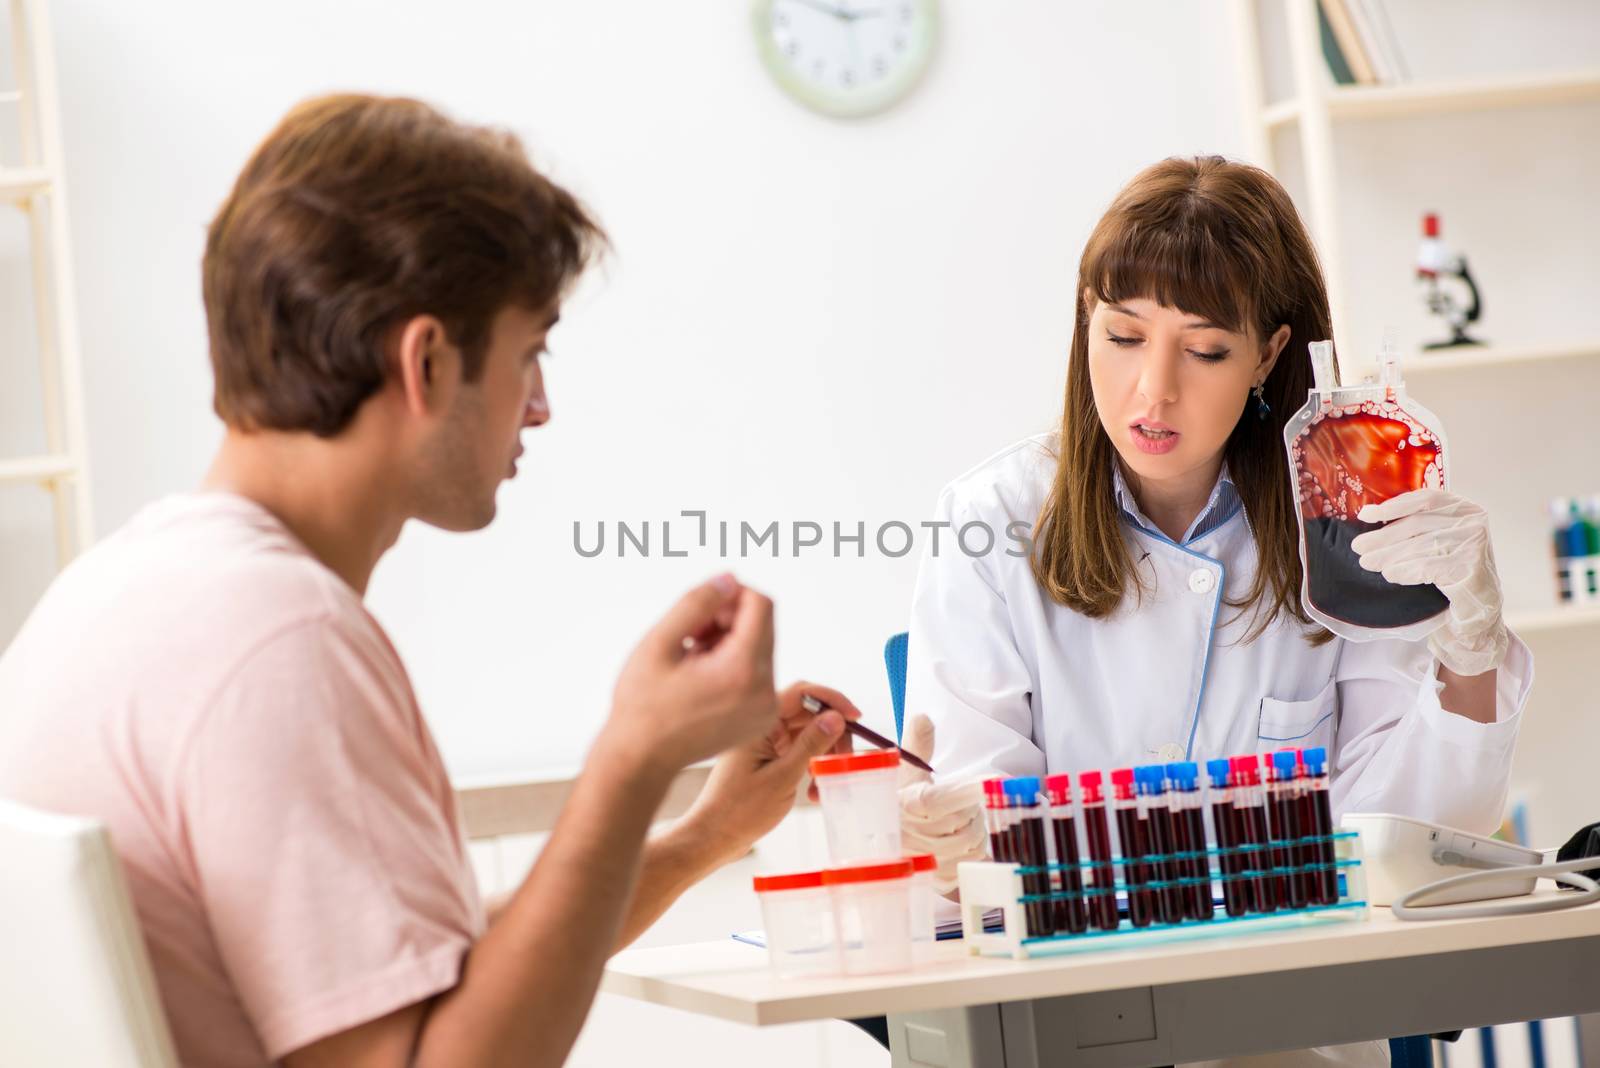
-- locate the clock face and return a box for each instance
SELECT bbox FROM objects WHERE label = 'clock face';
[753,0,938,118]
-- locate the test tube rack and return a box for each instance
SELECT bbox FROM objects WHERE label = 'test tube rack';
[956,829,1368,960]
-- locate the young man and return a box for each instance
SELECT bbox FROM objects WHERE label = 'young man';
[0,94,859,1067]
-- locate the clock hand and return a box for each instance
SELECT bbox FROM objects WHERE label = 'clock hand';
[784,0,852,19]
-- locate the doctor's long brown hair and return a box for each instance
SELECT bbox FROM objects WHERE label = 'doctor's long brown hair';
[1032,156,1335,645]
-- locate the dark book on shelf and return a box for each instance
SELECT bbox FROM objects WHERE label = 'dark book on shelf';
[1319,1,1358,85]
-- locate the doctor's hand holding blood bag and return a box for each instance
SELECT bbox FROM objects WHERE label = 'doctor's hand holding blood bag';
[902,156,1530,888]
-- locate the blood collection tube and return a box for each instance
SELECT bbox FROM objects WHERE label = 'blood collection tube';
[1136,765,1185,925]
[1230,755,1277,914]
[1110,768,1153,927]
[1006,778,1053,937]
[1044,773,1088,935]
[1207,758,1250,916]
[1300,747,1339,905]
[1267,751,1305,908]
[1078,771,1120,931]
[1267,750,1309,909]
[983,778,1009,861]
[1166,762,1213,921]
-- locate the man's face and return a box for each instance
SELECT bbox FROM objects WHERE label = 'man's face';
[418,303,555,531]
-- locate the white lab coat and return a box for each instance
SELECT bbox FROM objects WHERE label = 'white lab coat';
[907,432,1531,835]
[907,433,1533,1068]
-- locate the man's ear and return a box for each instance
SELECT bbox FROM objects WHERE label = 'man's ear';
[1257,323,1292,385]
[392,315,453,417]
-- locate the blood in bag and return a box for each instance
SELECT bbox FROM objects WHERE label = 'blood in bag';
[1284,338,1451,642]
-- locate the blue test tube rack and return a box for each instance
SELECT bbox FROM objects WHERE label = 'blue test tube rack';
[957,812,1368,960]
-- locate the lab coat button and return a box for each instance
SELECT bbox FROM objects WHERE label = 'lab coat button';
[1158,743,1185,762]
[1188,568,1216,594]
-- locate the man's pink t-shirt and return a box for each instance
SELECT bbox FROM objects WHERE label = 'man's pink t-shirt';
[0,493,485,1065]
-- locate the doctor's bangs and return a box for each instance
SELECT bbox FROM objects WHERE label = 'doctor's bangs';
[1082,206,1260,339]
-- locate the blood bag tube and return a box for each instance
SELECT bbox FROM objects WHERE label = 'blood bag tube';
[1006,778,1053,936]
[1136,766,1185,924]
[1300,747,1338,905]
[1230,755,1277,914]
[983,778,1009,861]
[1044,773,1088,935]
[1111,768,1153,927]
[1166,762,1212,921]
[1268,750,1309,908]
[1078,771,1120,930]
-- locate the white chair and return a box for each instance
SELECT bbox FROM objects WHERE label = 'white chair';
[0,798,178,1066]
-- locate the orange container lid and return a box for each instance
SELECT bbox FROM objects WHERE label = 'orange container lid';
[752,870,825,893]
[822,859,915,886]
[809,749,899,776]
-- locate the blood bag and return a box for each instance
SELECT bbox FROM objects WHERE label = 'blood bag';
[1284,338,1450,642]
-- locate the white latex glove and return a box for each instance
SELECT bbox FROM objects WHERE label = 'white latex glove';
[897,714,987,893]
[1351,489,1508,676]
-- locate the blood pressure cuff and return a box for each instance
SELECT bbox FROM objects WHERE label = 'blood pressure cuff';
[1556,820,1600,889]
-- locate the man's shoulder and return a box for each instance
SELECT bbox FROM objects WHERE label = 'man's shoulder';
[10,493,378,691]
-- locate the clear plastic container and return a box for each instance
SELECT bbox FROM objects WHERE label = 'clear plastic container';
[752,870,838,979]
[809,750,901,864]
[908,853,937,963]
[824,859,914,975]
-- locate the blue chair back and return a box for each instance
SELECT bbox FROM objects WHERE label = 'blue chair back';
[884,632,908,745]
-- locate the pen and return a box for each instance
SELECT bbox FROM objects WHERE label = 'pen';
[800,694,934,774]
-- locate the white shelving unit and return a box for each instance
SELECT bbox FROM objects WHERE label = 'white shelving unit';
[1401,341,1600,376]
[1506,604,1600,637]
[1232,0,1600,636]
[1,0,93,568]
[1261,67,1600,129]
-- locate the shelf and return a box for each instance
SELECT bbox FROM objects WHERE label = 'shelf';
[1339,341,1599,379]
[1508,604,1600,635]
[0,454,76,485]
[0,166,51,202]
[1404,341,1599,375]
[1263,69,1600,130]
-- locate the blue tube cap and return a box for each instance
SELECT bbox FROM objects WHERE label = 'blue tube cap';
[1302,747,1328,775]
[1205,757,1231,787]
[1004,776,1041,804]
[1136,764,1167,794]
[1271,750,1300,778]
[1167,761,1200,791]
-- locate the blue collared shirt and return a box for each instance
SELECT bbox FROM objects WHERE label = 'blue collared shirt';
[1111,462,1244,546]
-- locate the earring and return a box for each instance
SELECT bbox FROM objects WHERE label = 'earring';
[1253,383,1271,420]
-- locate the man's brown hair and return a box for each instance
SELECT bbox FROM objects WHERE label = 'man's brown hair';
[1032,155,1335,646]
[203,93,603,437]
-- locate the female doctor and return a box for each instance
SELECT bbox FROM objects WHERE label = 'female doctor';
[896,156,1531,900]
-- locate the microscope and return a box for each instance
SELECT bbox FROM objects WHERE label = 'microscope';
[1416,212,1485,349]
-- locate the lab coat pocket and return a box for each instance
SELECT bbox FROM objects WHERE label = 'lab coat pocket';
[1257,678,1338,748]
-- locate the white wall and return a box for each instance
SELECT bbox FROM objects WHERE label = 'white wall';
[3,0,1598,828]
[9,0,1259,776]
[0,0,1593,809]
[5,3,1600,1066]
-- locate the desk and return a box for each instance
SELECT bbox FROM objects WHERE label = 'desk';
[603,891,1600,1067]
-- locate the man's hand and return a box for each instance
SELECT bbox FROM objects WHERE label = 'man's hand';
[606,682,865,950]
[679,682,862,868]
[604,574,778,778]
